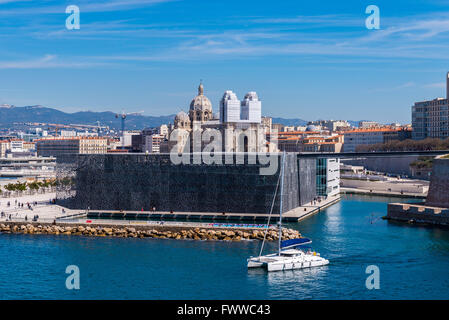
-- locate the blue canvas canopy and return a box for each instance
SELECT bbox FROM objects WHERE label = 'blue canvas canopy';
[281,238,312,249]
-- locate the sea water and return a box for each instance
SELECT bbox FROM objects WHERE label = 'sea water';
[0,195,448,299]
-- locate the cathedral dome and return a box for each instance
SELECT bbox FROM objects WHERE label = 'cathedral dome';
[174,111,191,129]
[189,83,212,113]
[175,111,190,122]
[306,124,319,132]
[189,82,213,122]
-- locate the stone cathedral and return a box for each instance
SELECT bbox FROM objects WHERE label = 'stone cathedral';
[162,82,273,154]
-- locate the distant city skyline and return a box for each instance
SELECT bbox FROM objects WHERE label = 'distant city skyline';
[1,0,449,123]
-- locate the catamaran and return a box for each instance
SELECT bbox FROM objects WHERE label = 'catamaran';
[247,152,329,272]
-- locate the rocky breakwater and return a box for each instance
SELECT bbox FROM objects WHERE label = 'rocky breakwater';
[0,222,301,241]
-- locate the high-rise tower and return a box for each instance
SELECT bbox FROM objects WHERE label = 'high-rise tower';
[446,71,449,100]
[241,92,262,123]
[220,90,241,123]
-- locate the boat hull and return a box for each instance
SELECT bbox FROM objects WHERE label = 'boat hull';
[247,253,329,272]
[266,258,329,272]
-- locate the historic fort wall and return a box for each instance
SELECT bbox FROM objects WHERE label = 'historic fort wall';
[426,156,449,208]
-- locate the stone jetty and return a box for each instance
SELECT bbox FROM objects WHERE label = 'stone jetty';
[0,222,301,241]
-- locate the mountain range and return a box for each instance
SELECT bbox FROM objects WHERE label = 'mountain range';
[0,105,176,130]
[0,105,367,130]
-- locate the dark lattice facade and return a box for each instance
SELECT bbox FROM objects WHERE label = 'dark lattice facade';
[56,153,316,214]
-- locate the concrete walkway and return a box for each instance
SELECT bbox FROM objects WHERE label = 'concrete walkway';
[341,187,427,199]
[283,194,341,221]
[84,196,341,223]
[0,192,79,222]
[0,192,342,224]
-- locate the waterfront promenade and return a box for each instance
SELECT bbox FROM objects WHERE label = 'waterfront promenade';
[0,192,74,222]
[283,194,341,221]
[0,192,341,223]
[341,187,427,199]
[84,195,341,222]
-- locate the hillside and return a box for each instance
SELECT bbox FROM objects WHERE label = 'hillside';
[0,105,176,130]
[0,105,366,130]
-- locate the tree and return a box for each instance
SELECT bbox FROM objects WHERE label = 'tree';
[28,181,40,191]
[4,183,16,192]
[355,137,449,152]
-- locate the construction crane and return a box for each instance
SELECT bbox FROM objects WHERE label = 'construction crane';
[47,124,67,137]
[95,121,102,135]
[115,110,144,148]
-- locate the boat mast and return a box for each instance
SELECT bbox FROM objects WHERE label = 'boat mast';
[258,155,282,258]
[278,151,286,256]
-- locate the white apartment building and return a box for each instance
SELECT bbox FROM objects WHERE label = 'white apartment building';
[0,140,10,158]
[412,72,449,140]
[308,120,350,132]
[159,124,169,138]
[10,139,24,153]
[144,134,164,153]
[359,121,379,129]
[343,129,386,152]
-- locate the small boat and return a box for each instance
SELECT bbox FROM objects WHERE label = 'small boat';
[247,151,329,272]
[247,238,329,272]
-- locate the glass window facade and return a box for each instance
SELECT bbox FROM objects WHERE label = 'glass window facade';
[316,158,327,196]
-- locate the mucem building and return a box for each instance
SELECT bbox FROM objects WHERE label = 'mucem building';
[56,153,331,215]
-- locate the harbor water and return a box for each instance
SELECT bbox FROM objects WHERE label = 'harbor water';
[1,194,449,299]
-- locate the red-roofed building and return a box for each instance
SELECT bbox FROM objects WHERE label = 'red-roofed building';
[343,127,412,152]
[276,132,344,153]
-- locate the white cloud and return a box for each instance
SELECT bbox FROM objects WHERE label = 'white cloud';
[424,82,445,88]
[0,54,108,69]
[0,0,30,4]
[0,0,176,15]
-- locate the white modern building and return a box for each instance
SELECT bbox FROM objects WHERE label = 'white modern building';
[326,158,340,197]
[120,131,141,147]
[60,130,77,137]
[219,90,262,124]
[0,156,56,178]
[10,140,24,153]
[241,92,262,123]
[220,90,241,123]
[317,158,340,197]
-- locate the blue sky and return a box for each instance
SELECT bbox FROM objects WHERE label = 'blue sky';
[1,0,449,123]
